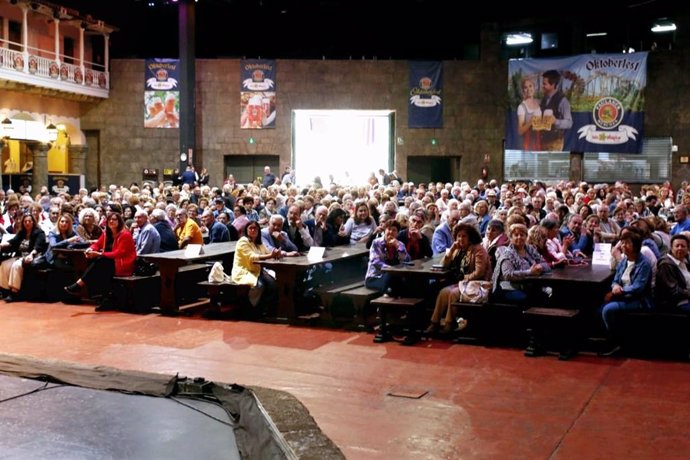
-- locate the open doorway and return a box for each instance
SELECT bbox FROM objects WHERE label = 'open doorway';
[293,110,394,186]
[224,155,279,184]
[406,156,461,184]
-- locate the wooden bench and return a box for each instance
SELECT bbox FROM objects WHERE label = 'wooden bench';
[316,280,364,313]
[198,280,250,317]
[451,301,525,345]
[112,263,209,313]
[523,307,581,360]
[331,285,381,330]
[371,296,425,345]
[617,310,690,359]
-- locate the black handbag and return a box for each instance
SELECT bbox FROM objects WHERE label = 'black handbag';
[30,254,48,269]
[134,258,157,277]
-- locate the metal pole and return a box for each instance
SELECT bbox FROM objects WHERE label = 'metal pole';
[178,0,196,173]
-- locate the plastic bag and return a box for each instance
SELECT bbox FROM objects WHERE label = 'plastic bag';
[208,261,231,283]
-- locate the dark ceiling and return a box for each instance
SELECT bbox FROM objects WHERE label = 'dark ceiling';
[56,0,688,59]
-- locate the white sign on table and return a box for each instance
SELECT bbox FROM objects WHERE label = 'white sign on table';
[591,243,611,266]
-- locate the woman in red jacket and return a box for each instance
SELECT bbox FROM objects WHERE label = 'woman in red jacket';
[64,212,136,311]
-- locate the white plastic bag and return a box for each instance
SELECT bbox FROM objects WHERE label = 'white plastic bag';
[208,262,231,283]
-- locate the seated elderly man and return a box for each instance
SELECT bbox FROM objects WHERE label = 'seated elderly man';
[201,209,230,244]
[151,208,178,252]
[132,210,161,255]
[261,215,299,256]
[284,204,315,252]
[655,234,690,312]
[174,208,203,249]
[431,209,460,255]
[398,212,432,260]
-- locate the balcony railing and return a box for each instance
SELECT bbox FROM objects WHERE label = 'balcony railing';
[0,39,109,99]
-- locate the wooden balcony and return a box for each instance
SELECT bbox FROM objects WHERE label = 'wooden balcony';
[0,46,109,101]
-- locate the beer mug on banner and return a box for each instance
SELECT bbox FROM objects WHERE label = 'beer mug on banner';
[247,95,264,128]
[542,109,554,129]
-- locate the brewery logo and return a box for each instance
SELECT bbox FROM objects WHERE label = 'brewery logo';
[592,97,624,130]
[85,70,94,85]
[74,68,83,84]
[60,64,69,80]
[98,72,107,88]
[156,69,168,81]
[252,69,265,82]
[419,77,433,90]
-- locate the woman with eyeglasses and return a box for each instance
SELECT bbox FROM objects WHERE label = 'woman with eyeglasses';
[64,213,136,311]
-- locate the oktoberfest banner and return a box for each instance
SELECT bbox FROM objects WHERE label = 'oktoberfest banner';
[408,61,443,128]
[506,53,647,153]
[144,58,180,129]
[240,59,276,129]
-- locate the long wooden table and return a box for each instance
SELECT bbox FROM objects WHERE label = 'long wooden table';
[141,242,237,314]
[524,262,614,307]
[258,245,370,322]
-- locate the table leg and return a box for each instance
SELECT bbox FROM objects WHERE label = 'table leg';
[157,262,183,315]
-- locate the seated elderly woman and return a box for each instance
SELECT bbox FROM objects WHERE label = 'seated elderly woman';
[0,214,47,302]
[64,213,137,311]
[76,207,103,244]
[492,223,551,304]
[364,220,410,296]
[655,233,690,312]
[425,223,492,335]
[598,227,653,356]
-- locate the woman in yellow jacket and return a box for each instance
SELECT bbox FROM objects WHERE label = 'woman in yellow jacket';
[231,221,281,312]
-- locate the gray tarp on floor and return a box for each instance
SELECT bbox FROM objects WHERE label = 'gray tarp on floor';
[0,353,343,459]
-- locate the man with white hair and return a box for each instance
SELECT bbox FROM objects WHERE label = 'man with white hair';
[133,209,160,255]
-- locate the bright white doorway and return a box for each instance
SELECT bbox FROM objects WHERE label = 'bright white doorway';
[292,110,394,187]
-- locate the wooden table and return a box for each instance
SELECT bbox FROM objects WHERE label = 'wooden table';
[380,255,452,343]
[141,242,237,314]
[381,255,449,280]
[258,245,370,322]
[525,262,614,308]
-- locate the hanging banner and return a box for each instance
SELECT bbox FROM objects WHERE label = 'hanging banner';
[144,58,180,129]
[408,61,443,128]
[240,59,276,129]
[506,53,647,153]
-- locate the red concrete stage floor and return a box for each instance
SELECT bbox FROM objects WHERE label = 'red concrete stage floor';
[1,300,689,459]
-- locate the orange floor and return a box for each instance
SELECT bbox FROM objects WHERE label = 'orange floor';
[1,300,689,459]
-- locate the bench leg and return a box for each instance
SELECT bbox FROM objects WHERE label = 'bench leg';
[373,306,392,343]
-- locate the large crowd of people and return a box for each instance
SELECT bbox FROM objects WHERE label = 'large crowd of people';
[0,166,689,354]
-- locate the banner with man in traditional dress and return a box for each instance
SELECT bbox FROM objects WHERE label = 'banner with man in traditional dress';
[408,61,443,128]
[144,58,180,129]
[240,59,276,129]
[506,53,647,153]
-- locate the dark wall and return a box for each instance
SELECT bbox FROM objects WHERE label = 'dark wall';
[80,24,690,189]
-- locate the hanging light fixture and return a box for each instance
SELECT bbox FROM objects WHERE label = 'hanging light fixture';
[505,33,533,46]
[651,18,677,33]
